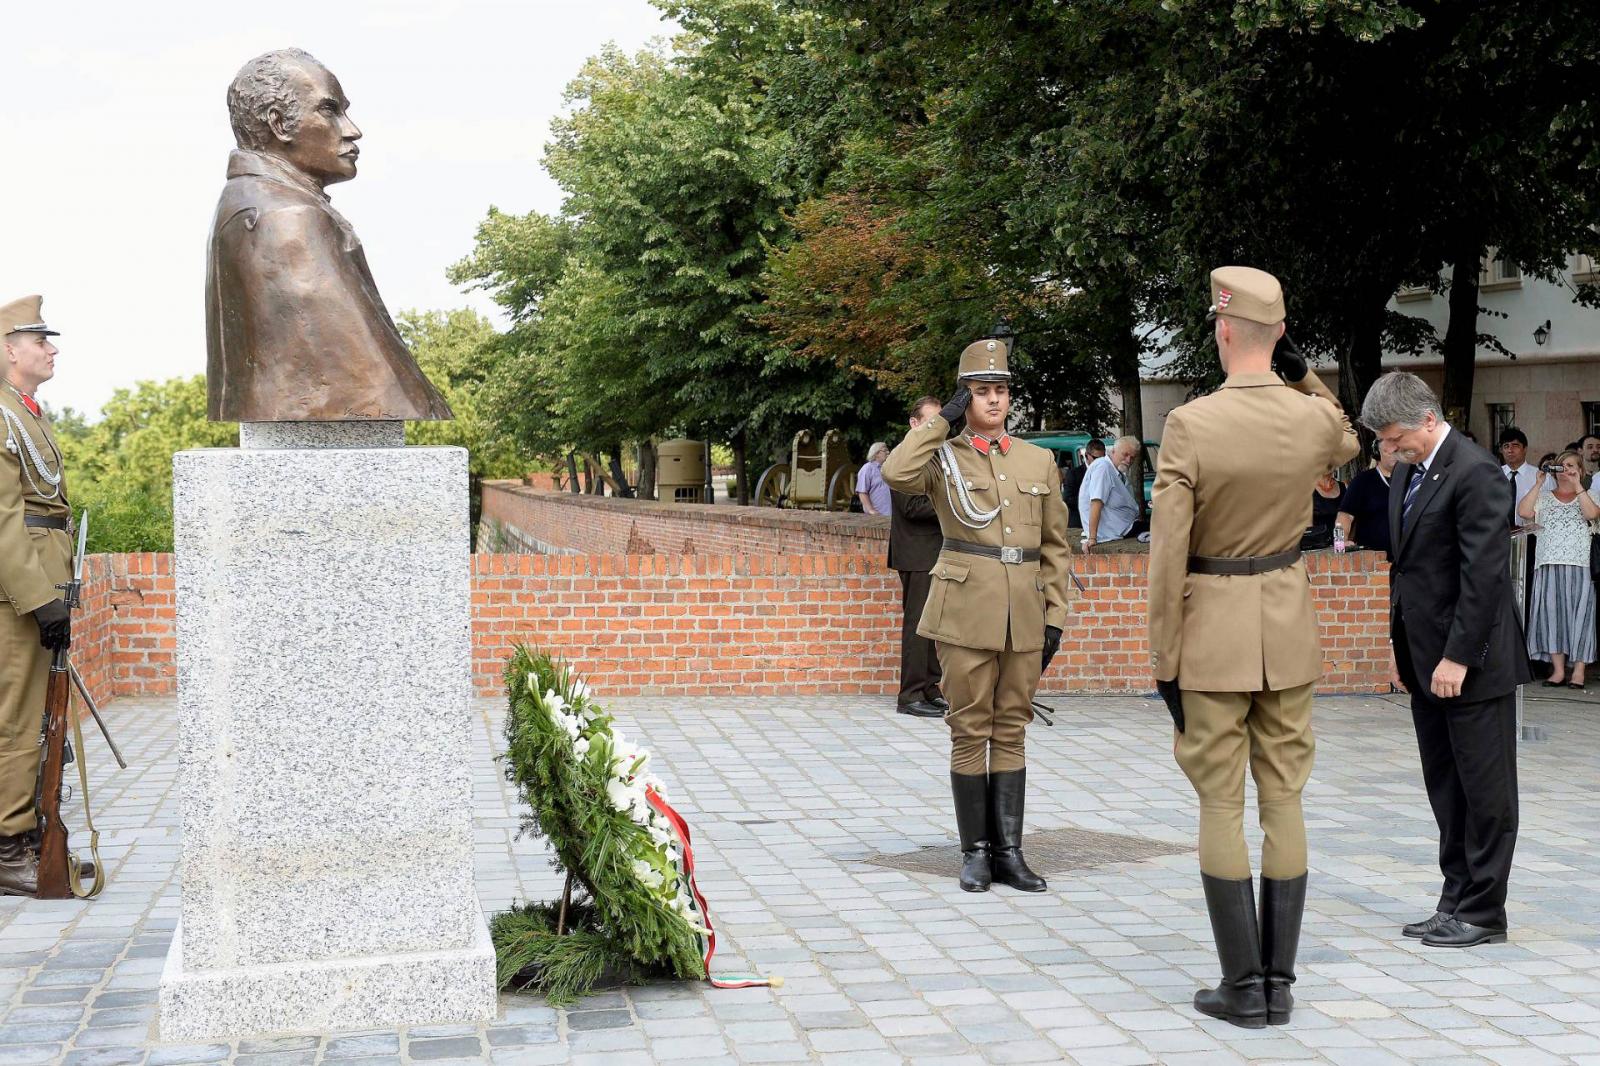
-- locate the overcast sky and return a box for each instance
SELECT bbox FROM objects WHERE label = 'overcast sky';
[4,0,673,417]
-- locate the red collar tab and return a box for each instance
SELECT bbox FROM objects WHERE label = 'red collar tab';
[17,393,40,417]
[968,433,1011,456]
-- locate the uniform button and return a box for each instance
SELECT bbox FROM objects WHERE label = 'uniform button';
[1003,499,1011,507]
[998,474,1007,481]
[965,480,973,489]
[1004,526,1013,534]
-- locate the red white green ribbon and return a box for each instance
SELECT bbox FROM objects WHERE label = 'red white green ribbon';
[646,786,782,990]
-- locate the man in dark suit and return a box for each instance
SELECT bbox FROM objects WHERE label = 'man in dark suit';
[890,396,947,718]
[1360,371,1530,948]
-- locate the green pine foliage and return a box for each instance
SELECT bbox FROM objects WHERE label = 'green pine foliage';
[496,647,705,1004]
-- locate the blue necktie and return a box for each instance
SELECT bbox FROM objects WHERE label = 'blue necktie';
[1402,465,1426,529]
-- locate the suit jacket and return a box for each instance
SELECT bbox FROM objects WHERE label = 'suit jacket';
[888,489,942,572]
[1387,428,1530,701]
[206,150,452,422]
[882,418,1073,652]
[0,387,73,616]
[1148,372,1359,691]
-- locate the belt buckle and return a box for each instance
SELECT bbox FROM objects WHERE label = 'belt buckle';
[999,546,1023,565]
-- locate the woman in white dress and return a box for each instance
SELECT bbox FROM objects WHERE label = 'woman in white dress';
[1517,450,1600,688]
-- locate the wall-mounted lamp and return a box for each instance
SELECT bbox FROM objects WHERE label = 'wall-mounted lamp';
[1533,320,1551,346]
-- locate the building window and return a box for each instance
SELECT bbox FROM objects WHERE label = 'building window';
[1487,403,1516,443]
[1584,401,1600,437]
[1480,250,1522,291]
[1575,253,1600,284]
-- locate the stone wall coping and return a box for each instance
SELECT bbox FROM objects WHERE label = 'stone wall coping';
[481,480,890,541]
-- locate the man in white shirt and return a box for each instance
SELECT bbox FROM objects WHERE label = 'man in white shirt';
[1498,427,1538,527]
[1079,436,1146,550]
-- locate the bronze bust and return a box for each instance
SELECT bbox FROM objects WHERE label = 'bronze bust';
[206,49,452,422]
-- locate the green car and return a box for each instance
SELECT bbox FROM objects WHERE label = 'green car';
[1015,432,1161,505]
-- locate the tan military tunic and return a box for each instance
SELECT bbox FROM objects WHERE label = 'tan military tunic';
[883,417,1072,772]
[0,385,72,837]
[1147,371,1358,878]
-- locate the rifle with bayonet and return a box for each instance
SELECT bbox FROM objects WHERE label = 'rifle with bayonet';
[34,511,110,899]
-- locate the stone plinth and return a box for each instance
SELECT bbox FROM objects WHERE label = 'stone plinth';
[159,436,496,1040]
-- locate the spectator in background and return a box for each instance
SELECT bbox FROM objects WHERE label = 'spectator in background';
[1519,450,1600,688]
[1337,438,1398,553]
[1306,470,1345,548]
[856,442,892,516]
[1580,433,1600,479]
[1064,438,1105,528]
[1499,427,1539,526]
[889,397,947,718]
[1080,435,1147,550]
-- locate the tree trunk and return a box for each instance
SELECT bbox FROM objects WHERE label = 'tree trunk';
[582,456,598,494]
[1338,288,1389,456]
[1441,240,1483,430]
[733,430,750,506]
[637,440,657,501]
[566,451,581,493]
[1106,287,1147,516]
[606,448,634,498]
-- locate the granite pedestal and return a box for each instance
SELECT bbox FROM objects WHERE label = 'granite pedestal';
[159,422,497,1040]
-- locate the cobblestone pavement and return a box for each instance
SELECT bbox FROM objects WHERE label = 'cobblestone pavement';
[2,688,1599,1065]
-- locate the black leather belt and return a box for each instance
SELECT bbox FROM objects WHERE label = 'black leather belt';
[23,515,69,531]
[1187,548,1301,576]
[943,538,1040,565]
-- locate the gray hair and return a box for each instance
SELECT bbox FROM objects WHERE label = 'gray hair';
[1359,371,1441,432]
[868,441,889,461]
[1113,435,1141,453]
[227,48,321,150]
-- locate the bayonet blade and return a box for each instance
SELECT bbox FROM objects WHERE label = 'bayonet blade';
[73,509,89,582]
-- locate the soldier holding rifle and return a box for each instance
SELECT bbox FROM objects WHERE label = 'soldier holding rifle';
[1148,268,1358,1027]
[883,338,1073,894]
[0,295,78,896]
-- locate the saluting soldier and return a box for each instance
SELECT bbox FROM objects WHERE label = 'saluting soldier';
[882,337,1073,894]
[1148,268,1359,1027]
[0,295,76,897]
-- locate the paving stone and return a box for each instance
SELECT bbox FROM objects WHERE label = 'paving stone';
[4,693,1600,1065]
[406,1037,485,1060]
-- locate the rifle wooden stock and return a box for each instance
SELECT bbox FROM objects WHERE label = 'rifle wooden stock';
[34,653,73,900]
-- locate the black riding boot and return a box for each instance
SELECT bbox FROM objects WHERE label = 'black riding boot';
[1194,873,1268,1028]
[1261,874,1307,1025]
[988,769,1046,892]
[951,773,991,892]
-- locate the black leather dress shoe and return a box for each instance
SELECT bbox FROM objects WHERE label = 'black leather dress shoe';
[1402,911,1451,938]
[897,700,945,718]
[928,694,950,710]
[1420,917,1506,948]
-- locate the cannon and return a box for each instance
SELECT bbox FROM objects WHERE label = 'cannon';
[753,428,858,511]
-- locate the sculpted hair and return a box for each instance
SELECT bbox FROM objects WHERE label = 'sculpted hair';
[227,48,321,150]
[1359,371,1442,432]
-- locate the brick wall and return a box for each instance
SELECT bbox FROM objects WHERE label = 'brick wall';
[481,481,889,558]
[75,553,176,706]
[78,549,1391,704]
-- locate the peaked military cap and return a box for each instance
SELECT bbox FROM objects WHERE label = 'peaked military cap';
[958,337,1011,382]
[0,295,59,337]
[1208,266,1285,326]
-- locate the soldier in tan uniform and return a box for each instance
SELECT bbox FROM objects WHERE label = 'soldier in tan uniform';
[0,296,75,897]
[1148,268,1359,1027]
[883,338,1073,894]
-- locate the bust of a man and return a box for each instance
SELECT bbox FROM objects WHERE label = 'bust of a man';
[205,48,451,423]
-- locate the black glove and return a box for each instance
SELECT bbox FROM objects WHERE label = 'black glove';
[1041,625,1062,673]
[32,598,71,652]
[1156,679,1185,733]
[1271,331,1308,385]
[939,385,972,437]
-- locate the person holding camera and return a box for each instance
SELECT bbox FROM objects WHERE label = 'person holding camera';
[1519,450,1599,688]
